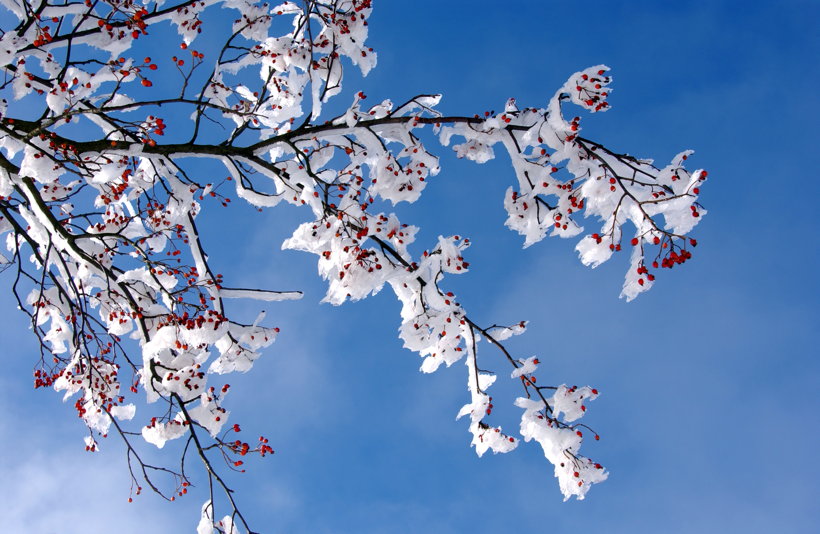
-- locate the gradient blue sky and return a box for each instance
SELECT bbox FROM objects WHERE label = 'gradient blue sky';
[1,1,818,533]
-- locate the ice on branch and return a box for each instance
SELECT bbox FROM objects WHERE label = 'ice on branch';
[20,145,64,184]
[517,397,608,501]
[437,64,705,295]
[391,236,471,373]
[188,389,231,437]
[168,1,208,45]
[0,0,708,527]
[142,412,189,449]
[284,216,399,304]
[458,329,517,456]
[549,384,599,423]
[485,321,528,342]
[218,288,302,302]
[0,33,29,67]
[511,356,539,379]
[84,435,99,453]
[452,139,495,163]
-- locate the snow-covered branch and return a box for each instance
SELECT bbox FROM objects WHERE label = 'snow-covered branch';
[0,0,707,530]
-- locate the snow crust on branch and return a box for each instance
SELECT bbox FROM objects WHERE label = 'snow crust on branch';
[0,0,707,528]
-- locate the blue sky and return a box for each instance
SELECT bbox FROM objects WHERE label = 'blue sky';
[1,1,818,532]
